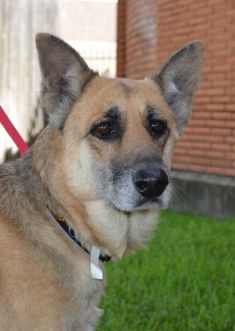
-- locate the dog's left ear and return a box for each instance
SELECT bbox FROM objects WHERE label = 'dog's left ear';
[36,33,95,128]
[153,41,204,135]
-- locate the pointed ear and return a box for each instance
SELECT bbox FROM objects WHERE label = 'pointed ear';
[153,41,204,135]
[36,33,96,128]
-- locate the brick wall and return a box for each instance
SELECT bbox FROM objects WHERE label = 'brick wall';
[117,0,157,78]
[117,0,126,77]
[117,0,235,177]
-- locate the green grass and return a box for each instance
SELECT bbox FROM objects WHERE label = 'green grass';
[97,210,235,331]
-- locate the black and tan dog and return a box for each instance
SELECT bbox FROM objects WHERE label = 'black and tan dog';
[0,34,203,330]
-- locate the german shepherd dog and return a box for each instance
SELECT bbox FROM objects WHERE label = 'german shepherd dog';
[0,34,203,330]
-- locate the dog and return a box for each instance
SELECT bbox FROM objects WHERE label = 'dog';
[0,33,204,330]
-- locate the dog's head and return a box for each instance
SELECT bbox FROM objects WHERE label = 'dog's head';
[36,34,204,213]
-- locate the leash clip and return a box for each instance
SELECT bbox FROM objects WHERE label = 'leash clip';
[90,245,103,280]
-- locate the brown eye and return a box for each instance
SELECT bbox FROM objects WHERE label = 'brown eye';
[96,123,112,136]
[91,121,117,140]
[150,120,167,136]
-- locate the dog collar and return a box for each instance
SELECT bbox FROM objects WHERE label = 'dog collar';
[51,211,111,263]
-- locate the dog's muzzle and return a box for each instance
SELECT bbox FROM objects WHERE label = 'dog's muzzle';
[132,162,169,199]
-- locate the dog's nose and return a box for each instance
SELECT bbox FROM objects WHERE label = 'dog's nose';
[132,163,169,199]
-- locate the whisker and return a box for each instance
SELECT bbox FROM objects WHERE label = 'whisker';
[171,180,192,203]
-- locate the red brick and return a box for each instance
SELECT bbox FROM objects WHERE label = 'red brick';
[211,143,232,151]
[205,104,225,111]
[196,96,212,104]
[192,112,211,119]
[225,136,235,144]
[211,112,235,120]
[225,104,235,111]
[211,96,232,103]
[204,88,225,96]
[211,80,232,88]
[184,134,223,144]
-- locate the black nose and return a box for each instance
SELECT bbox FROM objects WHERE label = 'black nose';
[132,163,169,199]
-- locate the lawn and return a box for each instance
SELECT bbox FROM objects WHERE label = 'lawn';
[97,210,235,331]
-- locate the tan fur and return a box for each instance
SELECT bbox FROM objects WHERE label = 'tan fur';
[0,35,203,330]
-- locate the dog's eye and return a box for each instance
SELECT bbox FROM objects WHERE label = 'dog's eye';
[150,120,167,137]
[91,122,114,138]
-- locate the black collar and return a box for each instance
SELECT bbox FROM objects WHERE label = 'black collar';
[50,209,111,262]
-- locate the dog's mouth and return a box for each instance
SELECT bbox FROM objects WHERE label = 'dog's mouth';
[133,193,170,211]
[108,203,132,216]
[136,196,163,208]
[106,191,169,214]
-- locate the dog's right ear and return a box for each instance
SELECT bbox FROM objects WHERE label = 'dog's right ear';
[36,33,95,129]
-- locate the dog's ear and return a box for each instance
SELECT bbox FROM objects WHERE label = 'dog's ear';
[153,41,204,135]
[36,33,95,128]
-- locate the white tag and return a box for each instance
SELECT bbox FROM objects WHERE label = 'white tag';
[90,245,103,280]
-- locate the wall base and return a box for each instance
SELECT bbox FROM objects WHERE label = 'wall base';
[169,170,235,218]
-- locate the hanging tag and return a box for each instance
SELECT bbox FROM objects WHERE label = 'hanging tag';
[90,246,103,280]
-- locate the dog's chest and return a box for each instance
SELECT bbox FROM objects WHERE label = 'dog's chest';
[60,255,106,330]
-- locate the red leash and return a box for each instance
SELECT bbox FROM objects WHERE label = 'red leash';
[0,105,29,156]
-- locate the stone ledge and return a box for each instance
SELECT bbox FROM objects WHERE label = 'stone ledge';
[169,170,235,218]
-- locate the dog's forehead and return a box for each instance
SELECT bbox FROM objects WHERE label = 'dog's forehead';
[79,76,173,117]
